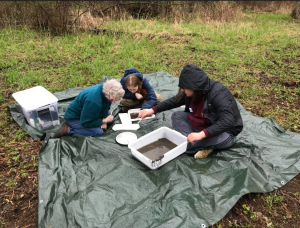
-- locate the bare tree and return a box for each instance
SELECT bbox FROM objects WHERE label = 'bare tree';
[291,1,300,19]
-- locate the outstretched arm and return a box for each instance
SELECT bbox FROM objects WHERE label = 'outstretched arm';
[138,108,154,119]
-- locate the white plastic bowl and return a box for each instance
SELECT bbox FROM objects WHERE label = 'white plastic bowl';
[116,132,138,145]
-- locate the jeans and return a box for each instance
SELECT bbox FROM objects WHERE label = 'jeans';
[65,118,115,137]
[171,111,237,154]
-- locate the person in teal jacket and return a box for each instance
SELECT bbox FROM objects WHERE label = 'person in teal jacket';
[54,79,125,138]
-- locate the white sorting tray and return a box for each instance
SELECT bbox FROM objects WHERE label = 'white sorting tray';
[128,127,187,170]
[128,108,155,122]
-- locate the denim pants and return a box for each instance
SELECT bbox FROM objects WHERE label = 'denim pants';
[65,118,115,137]
[171,111,237,154]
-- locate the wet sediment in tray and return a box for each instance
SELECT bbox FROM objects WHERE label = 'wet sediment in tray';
[130,112,139,119]
[137,138,177,160]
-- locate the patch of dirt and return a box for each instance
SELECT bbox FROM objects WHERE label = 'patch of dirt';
[0,117,42,228]
[216,174,300,228]
[230,69,300,132]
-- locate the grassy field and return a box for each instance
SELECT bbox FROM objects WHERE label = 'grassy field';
[0,13,299,227]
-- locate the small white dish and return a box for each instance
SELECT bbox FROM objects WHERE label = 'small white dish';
[116,132,138,145]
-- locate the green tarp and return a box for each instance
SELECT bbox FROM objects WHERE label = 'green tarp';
[9,72,300,228]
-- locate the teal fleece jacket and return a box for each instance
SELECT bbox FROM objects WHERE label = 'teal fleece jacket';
[64,84,111,128]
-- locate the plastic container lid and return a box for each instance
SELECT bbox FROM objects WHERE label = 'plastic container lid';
[112,124,140,131]
[118,113,132,125]
[12,86,58,111]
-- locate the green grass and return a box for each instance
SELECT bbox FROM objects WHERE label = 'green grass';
[0,13,299,129]
[0,22,297,123]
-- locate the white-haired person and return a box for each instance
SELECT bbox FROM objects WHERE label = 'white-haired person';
[54,79,125,138]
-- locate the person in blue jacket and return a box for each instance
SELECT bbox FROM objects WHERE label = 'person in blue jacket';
[119,68,163,113]
[53,79,125,138]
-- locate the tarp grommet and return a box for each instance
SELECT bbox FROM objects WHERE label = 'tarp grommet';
[281,181,285,185]
[201,224,206,228]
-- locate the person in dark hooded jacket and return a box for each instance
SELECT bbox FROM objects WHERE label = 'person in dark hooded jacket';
[139,64,243,158]
[119,68,163,113]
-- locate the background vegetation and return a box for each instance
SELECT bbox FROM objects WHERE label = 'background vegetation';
[0,1,299,228]
[0,1,298,34]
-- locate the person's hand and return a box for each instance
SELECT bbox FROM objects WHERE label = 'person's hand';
[101,123,107,129]
[138,109,154,119]
[104,115,114,123]
[187,131,206,143]
[135,93,143,100]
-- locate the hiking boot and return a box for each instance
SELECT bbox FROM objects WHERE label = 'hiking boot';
[53,122,71,138]
[194,149,213,159]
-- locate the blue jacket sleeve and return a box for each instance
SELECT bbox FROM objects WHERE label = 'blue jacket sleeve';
[141,78,157,110]
[80,100,103,128]
[120,76,136,99]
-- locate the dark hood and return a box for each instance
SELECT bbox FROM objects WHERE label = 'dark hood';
[120,68,144,92]
[123,68,143,81]
[178,64,210,92]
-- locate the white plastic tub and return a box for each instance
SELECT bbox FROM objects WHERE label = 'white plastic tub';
[128,127,187,169]
[12,86,60,130]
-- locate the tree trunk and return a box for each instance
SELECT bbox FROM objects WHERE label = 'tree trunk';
[291,1,300,19]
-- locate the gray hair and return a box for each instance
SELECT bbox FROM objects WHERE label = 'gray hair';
[102,79,125,99]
